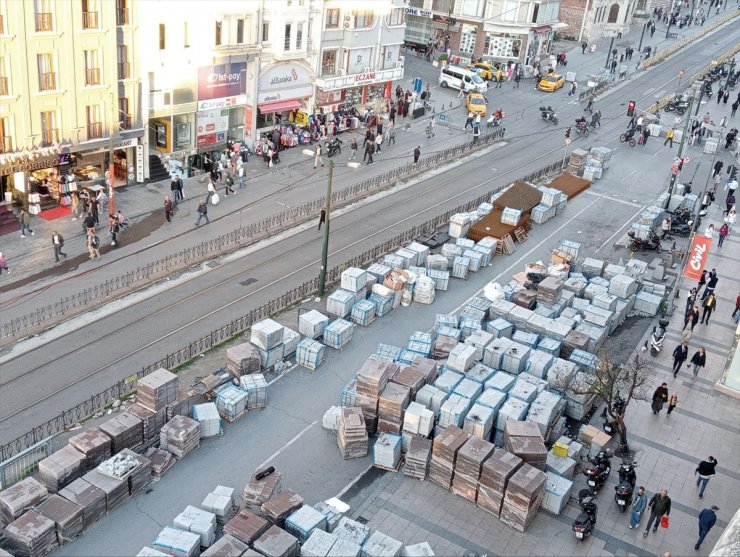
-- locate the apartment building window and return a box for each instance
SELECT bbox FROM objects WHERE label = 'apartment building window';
[0,8,5,35]
[84,50,101,86]
[82,0,99,29]
[353,11,375,28]
[215,20,222,46]
[503,0,518,22]
[116,0,129,25]
[296,22,303,49]
[321,50,337,76]
[387,8,405,26]
[117,45,129,79]
[0,117,12,153]
[326,8,339,28]
[37,53,56,91]
[284,23,291,50]
[86,105,103,139]
[461,0,485,17]
[459,24,477,54]
[118,97,131,129]
[158,23,165,49]
[40,110,59,146]
[34,0,54,31]
[262,21,269,42]
[0,57,9,96]
[236,18,245,44]
[184,22,189,47]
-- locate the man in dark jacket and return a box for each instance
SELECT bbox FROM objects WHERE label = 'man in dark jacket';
[695,456,718,498]
[695,506,719,550]
[644,489,671,536]
[671,343,688,377]
[651,384,669,415]
[701,292,717,324]
[702,269,719,300]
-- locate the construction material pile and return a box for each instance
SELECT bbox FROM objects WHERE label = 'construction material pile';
[99,412,143,453]
[226,342,261,377]
[243,467,282,516]
[337,407,369,460]
[68,427,112,472]
[159,415,201,458]
[137,368,179,412]
[38,445,85,494]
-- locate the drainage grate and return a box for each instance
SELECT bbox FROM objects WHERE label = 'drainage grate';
[239,278,258,287]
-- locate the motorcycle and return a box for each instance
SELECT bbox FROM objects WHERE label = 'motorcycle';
[664,100,690,115]
[619,128,637,147]
[649,318,670,356]
[575,119,590,137]
[601,393,625,434]
[627,230,662,252]
[582,450,611,494]
[326,138,342,158]
[668,220,694,236]
[614,461,638,512]
[540,106,559,125]
[487,109,504,128]
[573,489,598,541]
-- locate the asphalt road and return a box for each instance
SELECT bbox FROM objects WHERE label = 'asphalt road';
[1,22,738,447]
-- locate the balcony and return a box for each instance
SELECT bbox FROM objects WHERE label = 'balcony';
[35,12,53,32]
[0,137,12,154]
[120,114,132,130]
[85,68,101,86]
[87,122,103,140]
[82,11,99,29]
[41,129,59,146]
[116,8,129,25]
[0,77,8,96]
[39,72,57,91]
[118,62,130,80]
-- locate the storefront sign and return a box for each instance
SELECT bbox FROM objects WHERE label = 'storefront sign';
[683,235,712,281]
[257,63,313,104]
[432,14,456,25]
[198,62,247,102]
[315,89,344,106]
[76,137,140,156]
[136,144,144,183]
[405,7,432,18]
[197,109,229,137]
[197,133,226,147]
[197,95,247,111]
[244,104,253,138]
[354,72,377,84]
[315,65,404,92]
[0,155,62,177]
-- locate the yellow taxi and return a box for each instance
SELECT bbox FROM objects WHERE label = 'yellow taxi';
[466,92,488,116]
[537,72,565,92]
[466,62,495,81]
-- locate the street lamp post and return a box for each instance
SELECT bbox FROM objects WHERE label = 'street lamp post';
[638,22,647,53]
[665,95,694,208]
[318,160,335,298]
[605,37,615,69]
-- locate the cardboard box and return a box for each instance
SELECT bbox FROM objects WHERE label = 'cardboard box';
[552,442,569,458]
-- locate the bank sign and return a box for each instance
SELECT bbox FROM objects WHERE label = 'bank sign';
[257,63,313,104]
[198,62,247,101]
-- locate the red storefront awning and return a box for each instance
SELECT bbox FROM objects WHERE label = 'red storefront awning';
[258,99,302,113]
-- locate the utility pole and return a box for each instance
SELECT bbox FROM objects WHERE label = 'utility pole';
[108,93,116,219]
[318,160,335,298]
[665,95,694,208]
[605,36,615,69]
[638,22,647,53]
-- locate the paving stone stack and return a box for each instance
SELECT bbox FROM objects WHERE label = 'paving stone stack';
[504,421,547,471]
[224,510,270,545]
[0,477,49,524]
[117,448,153,494]
[243,467,282,516]
[58,478,106,530]
[36,494,84,544]
[201,485,237,526]
[261,489,303,527]
[4,510,58,557]
[226,342,262,377]
[301,529,337,557]
[392,367,426,397]
[540,471,574,515]
[295,338,326,370]
[299,309,330,339]
[253,524,300,557]
[136,368,179,413]
[324,318,355,350]
[159,415,201,458]
[192,402,222,438]
[174,505,217,548]
[334,517,370,547]
[372,433,403,470]
[82,468,129,513]
[536,277,563,306]
[251,318,285,370]
[99,412,144,453]
[240,373,269,409]
[214,384,248,423]
[68,427,112,472]
[404,437,432,480]
[285,505,328,543]
[38,445,85,494]
[499,463,547,532]
[166,396,193,421]
[201,534,248,557]
[152,526,200,557]
[451,437,495,503]
[377,382,410,434]
[337,407,369,460]
[362,531,403,557]
[477,450,523,517]
[429,426,470,490]
[355,358,395,435]
[402,401,435,439]
[143,447,176,478]
[127,403,168,442]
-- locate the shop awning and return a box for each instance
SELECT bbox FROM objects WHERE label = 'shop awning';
[258,99,301,113]
[532,25,552,33]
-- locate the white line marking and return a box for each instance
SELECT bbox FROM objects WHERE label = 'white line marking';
[258,420,318,469]
[584,192,643,207]
[267,364,298,386]
[335,464,373,499]
[594,204,647,254]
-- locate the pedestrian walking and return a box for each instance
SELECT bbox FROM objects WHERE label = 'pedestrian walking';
[363,134,374,162]
[660,215,672,239]
[206,181,216,205]
[51,231,66,263]
[514,71,520,88]
[685,286,698,317]
[695,506,719,549]
[701,292,717,324]
[642,127,650,144]
[318,209,326,231]
[702,269,718,300]
[83,211,96,233]
[375,133,383,154]
[18,208,34,238]
[195,199,209,226]
[698,269,708,292]
[651,383,669,415]
[695,456,718,499]
[733,293,740,319]
[629,486,647,528]
[314,143,324,169]
[164,196,174,223]
[171,175,182,203]
[238,164,246,189]
[569,82,577,96]
[724,90,730,105]
[413,146,421,168]
[643,489,671,536]
[732,101,738,118]
[713,160,724,177]
[690,347,706,379]
[86,230,101,260]
[581,41,588,54]
[387,125,396,145]
[684,306,700,330]
[349,138,358,160]
[718,222,729,246]
[664,128,674,147]
[585,99,594,114]
[464,111,474,130]
[729,207,738,234]
[725,193,736,215]
[224,172,236,196]
[365,141,375,165]
[108,214,121,247]
[90,196,99,224]
[472,125,480,144]
[666,393,678,415]
[671,342,689,377]
[705,223,715,238]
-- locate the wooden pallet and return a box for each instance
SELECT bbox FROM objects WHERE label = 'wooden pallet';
[503,235,517,254]
[373,458,404,473]
[514,227,528,243]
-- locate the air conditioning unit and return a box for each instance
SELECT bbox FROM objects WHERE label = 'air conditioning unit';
[343,14,354,29]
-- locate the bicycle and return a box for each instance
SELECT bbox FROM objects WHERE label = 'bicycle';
[619,132,637,147]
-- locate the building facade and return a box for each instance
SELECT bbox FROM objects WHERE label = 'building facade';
[0,0,143,212]
[558,0,649,43]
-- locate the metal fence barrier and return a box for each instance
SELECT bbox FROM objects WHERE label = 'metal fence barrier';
[0,437,54,489]
[0,129,505,341]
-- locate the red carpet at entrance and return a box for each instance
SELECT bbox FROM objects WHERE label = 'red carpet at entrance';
[38,206,72,221]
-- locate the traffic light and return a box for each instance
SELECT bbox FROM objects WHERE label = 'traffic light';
[627,100,636,117]
[565,127,572,139]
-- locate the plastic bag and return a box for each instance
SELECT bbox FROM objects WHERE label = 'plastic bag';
[660,516,669,529]
[211,193,220,205]
[483,281,505,302]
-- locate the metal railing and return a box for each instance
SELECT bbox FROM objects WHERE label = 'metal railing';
[87,121,103,139]
[0,136,12,154]
[118,61,130,80]
[0,438,53,489]
[85,67,101,86]
[0,128,505,340]
[34,12,53,32]
[41,128,59,146]
[0,76,8,96]
[0,153,567,466]
[82,11,99,29]
[116,8,129,26]
[38,72,56,91]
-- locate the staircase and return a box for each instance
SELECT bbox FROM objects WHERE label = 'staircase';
[148,154,170,183]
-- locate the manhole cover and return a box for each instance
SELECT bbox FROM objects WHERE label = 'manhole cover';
[239,278,257,287]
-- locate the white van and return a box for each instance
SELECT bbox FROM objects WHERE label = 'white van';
[439,65,488,93]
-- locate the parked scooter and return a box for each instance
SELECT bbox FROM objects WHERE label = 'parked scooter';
[649,318,670,356]
[627,230,662,253]
[601,393,625,434]
[487,108,504,128]
[540,106,559,125]
[573,489,598,541]
[614,461,638,512]
[582,450,612,493]
[326,137,342,158]
[664,100,690,115]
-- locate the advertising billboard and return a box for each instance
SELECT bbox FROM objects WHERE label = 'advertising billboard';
[198,62,247,101]
[682,235,712,281]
